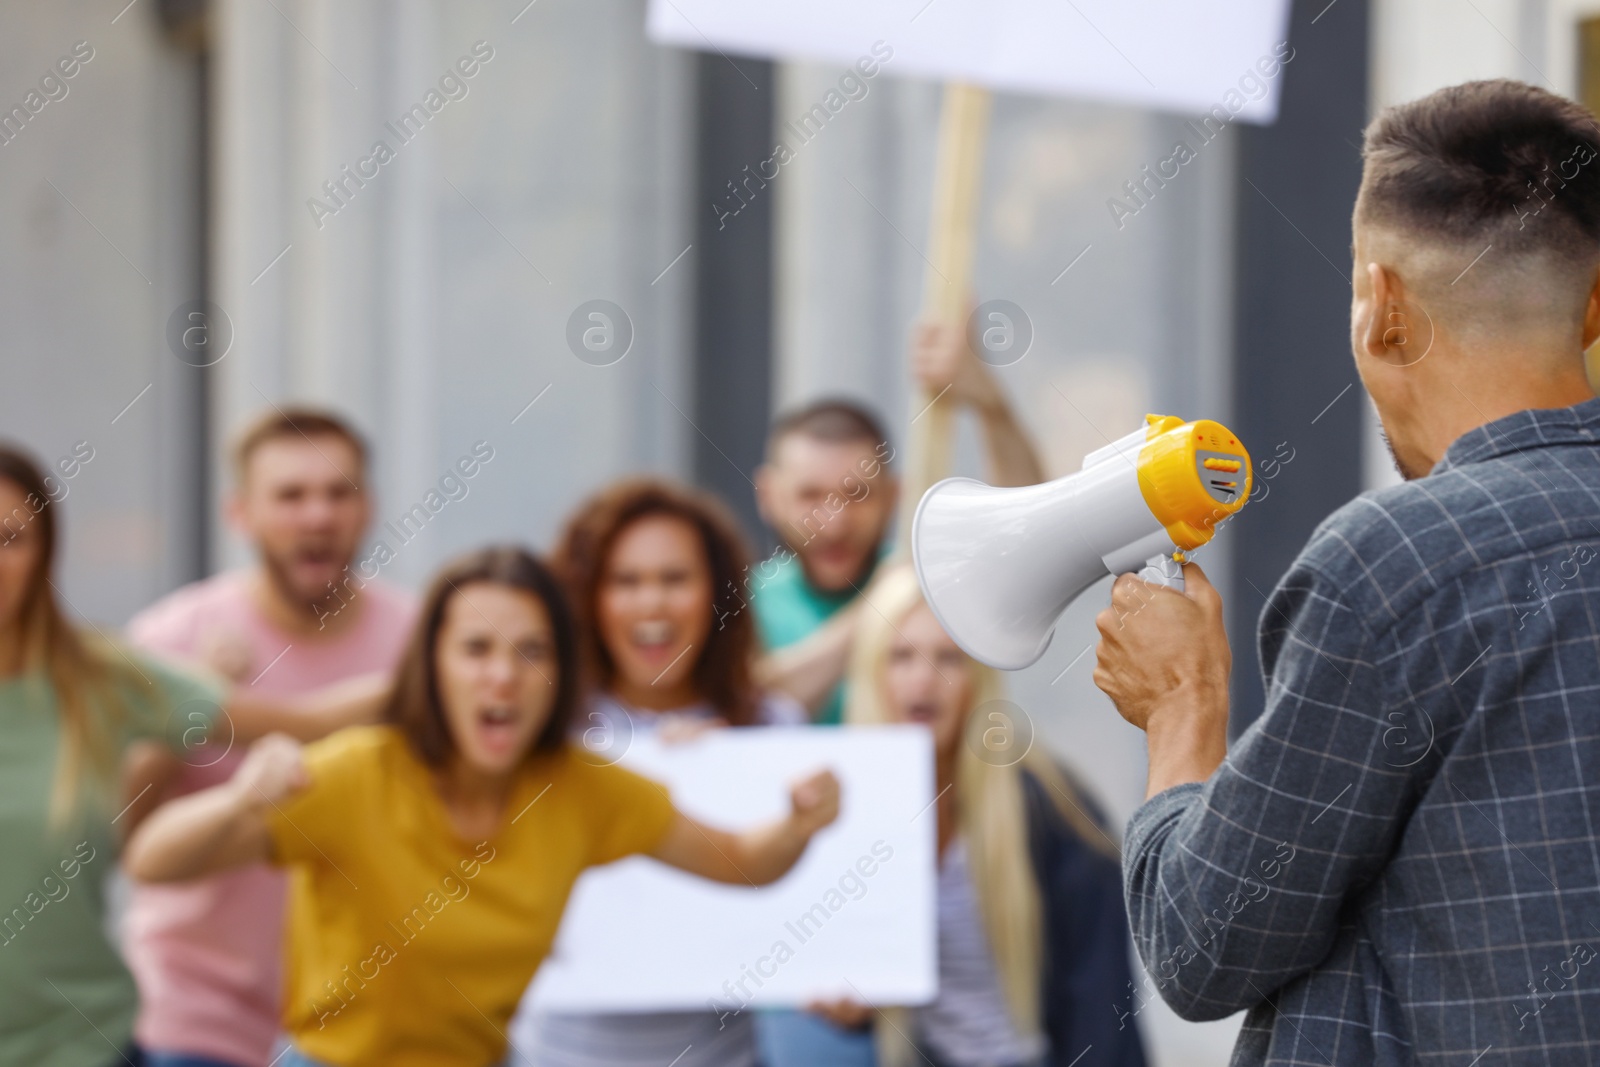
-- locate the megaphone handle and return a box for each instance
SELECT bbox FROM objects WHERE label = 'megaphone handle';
[1137,554,1185,592]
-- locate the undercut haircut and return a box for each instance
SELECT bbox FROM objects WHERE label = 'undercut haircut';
[1358,79,1600,268]
[767,397,892,463]
[231,405,368,486]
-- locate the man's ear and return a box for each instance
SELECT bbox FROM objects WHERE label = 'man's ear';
[1581,267,1600,351]
[223,490,248,536]
[352,488,373,538]
[1361,261,1397,360]
[1363,259,1414,361]
[753,463,777,527]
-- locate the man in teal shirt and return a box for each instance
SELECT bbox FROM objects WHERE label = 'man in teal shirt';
[752,318,1043,724]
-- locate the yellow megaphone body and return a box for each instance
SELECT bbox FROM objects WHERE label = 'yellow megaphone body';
[911,415,1252,670]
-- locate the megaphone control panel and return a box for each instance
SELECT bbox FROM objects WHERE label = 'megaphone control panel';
[1132,415,1252,554]
[912,414,1253,670]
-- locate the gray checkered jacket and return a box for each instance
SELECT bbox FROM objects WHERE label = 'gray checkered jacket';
[1124,397,1600,1066]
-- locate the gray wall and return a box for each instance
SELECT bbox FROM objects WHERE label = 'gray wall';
[1227,0,1368,736]
[0,0,699,622]
[0,0,205,626]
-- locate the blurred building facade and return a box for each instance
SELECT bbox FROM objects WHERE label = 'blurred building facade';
[1,1,1593,1063]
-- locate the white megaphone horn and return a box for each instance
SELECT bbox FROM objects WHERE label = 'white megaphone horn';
[912,414,1252,670]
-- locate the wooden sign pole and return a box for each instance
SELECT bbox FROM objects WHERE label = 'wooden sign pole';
[897,82,992,553]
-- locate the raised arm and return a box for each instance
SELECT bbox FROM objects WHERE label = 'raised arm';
[909,317,1044,488]
[113,672,383,841]
[124,733,307,883]
[753,602,861,715]
[116,742,185,841]
[224,671,392,744]
[650,768,840,885]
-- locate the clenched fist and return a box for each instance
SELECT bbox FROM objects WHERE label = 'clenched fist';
[229,732,309,812]
[788,769,841,836]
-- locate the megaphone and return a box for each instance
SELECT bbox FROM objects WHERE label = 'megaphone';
[912,414,1252,670]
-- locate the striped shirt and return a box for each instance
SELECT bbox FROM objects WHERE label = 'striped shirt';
[514,1009,757,1067]
[1124,397,1600,1065]
[914,837,1046,1067]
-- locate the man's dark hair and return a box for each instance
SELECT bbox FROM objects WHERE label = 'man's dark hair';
[231,405,368,485]
[767,397,891,461]
[1359,79,1600,264]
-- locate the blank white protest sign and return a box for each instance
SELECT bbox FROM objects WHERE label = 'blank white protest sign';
[647,0,1294,123]
[524,725,937,1010]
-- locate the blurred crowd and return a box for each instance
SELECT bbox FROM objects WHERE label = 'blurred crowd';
[0,318,1145,1067]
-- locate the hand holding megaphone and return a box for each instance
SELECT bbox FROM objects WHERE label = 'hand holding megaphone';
[911,414,1251,670]
[1092,559,1231,735]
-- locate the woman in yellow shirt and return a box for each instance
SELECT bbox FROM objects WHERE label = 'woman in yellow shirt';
[125,545,840,1067]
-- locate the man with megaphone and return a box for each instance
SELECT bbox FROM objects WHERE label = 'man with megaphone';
[1089,81,1600,1065]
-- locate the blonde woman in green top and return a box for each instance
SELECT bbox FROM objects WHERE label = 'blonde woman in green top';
[0,444,386,1067]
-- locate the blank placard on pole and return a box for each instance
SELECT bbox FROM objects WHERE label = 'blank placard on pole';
[647,1,1294,124]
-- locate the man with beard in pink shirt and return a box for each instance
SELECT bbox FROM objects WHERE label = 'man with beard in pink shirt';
[121,408,417,1067]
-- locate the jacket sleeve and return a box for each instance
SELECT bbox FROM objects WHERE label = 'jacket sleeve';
[1121,563,1419,1022]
